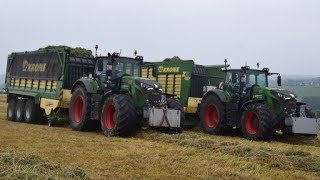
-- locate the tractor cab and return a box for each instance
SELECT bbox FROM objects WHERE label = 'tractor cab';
[222,66,281,103]
[95,53,143,86]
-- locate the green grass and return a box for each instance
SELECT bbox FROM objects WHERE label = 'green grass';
[0,94,319,179]
[0,151,89,179]
[281,86,320,99]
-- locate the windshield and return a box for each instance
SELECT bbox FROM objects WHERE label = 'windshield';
[246,71,268,87]
[225,70,268,87]
[112,59,141,78]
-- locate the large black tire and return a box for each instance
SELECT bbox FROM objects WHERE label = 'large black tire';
[24,99,39,124]
[15,99,26,122]
[165,98,185,133]
[69,85,92,131]
[7,98,17,121]
[199,94,226,134]
[101,94,137,137]
[240,103,277,141]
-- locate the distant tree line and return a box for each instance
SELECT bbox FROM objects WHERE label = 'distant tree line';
[284,78,320,87]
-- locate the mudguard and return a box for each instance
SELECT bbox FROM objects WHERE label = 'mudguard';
[202,89,227,103]
[240,100,265,113]
[71,78,98,94]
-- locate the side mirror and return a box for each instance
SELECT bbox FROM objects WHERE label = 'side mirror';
[152,65,158,77]
[97,60,103,71]
[277,75,282,86]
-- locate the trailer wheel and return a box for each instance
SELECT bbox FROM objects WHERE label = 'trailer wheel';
[15,99,26,122]
[7,98,17,121]
[69,85,92,131]
[101,94,137,137]
[24,99,38,124]
[164,98,185,134]
[200,94,226,134]
[241,103,277,141]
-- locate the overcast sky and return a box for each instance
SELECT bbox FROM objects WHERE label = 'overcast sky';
[1,0,319,75]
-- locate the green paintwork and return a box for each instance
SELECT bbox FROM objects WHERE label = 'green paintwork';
[86,55,148,108]
[142,60,226,108]
[121,76,145,107]
[5,48,70,103]
[251,87,282,115]
[205,65,226,86]
[221,68,283,116]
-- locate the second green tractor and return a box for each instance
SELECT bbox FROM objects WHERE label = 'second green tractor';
[143,61,319,141]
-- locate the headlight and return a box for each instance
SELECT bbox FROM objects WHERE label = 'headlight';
[140,83,154,90]
[278,93,291,100]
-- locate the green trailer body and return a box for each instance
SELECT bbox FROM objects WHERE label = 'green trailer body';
[142,60,225,127]
[143,60,193,108]
[5,48,94,116]
[205,65,227,86]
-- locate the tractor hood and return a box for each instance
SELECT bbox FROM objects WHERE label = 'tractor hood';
[269,88,297,100]
[135,77,163,108]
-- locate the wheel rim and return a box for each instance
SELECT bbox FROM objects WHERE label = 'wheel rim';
[245,112,260,135]
[73,96,84,123]
[205,104,219,128]
[104,104,116,130]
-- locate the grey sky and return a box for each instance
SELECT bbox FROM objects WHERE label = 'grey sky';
[1,0,319,75]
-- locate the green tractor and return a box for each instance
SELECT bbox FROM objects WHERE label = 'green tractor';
[69,52,184,137]
[200,65,319,140]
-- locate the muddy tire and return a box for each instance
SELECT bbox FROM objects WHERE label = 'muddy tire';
[241,103,277,141]
[7,98,17,121]
[24,99,38,124]
[164,98,185,134]
[199,94,226,134]
[69,85,92,131]
[101,94,137,137]
[15,99,26,122]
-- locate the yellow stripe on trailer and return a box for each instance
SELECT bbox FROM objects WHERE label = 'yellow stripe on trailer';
[185,97,202,114]
[60,89,72,108]
[40,89,72,115]
[40,98,60,115]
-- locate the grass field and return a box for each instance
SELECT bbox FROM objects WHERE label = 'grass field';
[281,86,320,99]
[0,94,320,179]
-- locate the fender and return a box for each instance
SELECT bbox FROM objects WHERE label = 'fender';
[239,100,265,113]
[102,90,128,100]
[202,89,227,103]
[99,90,129,109]
[71,78,98,94]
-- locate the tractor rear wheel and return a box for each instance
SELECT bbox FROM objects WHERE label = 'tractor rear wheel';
[101,94,137,137]
[69,85,92,131]
[200,94,226,134]
[15,99,26,122]
[7,98,17,121]
[24,99,39,124]
[163,98,185,133]
[240,103,277,141]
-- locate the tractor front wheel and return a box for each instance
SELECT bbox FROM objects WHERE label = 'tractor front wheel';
[199,94,226,134]
[240,103,277,141]
[101,94,137,137]
[69,85,92,131]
